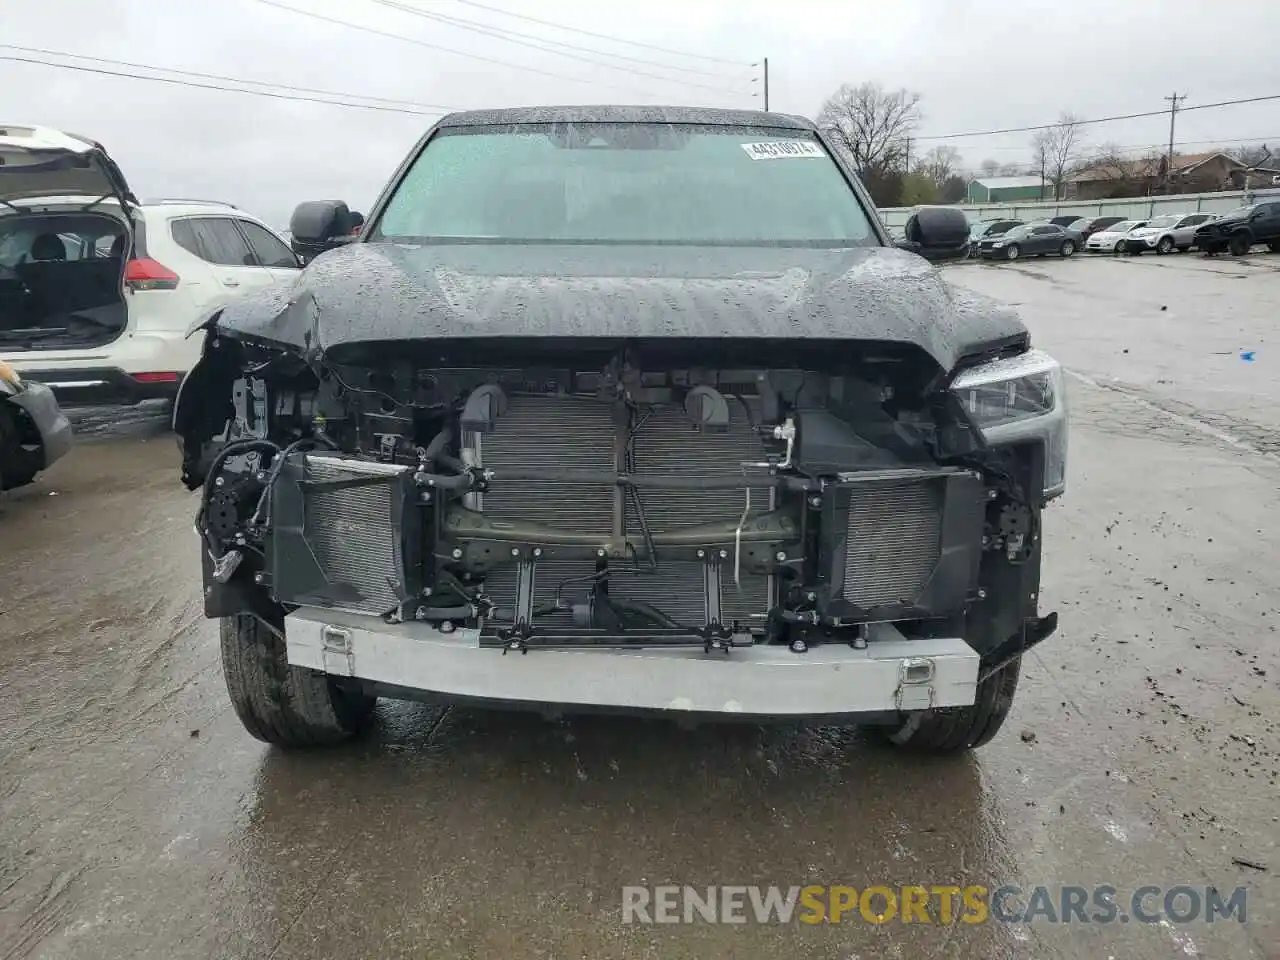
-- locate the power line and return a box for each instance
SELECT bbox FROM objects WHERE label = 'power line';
[970,134,1280,156]
[449,0,754,66]
[255,0,662,99]
[374,0,743,81]
[368,0,748,95]
[915,94,1280,142]
[0,43,455,110]
[0,54,445,116]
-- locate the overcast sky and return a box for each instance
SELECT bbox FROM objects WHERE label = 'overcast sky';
[6,0,1280,226]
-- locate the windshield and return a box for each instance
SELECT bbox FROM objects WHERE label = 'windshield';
[373,123,877,246]
[1221,205,1256,218]
[1145,216,1179,229]
[1108,221,1137,233]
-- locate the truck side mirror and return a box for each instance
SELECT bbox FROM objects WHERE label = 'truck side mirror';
[289,200,356,262]
[895,206,971,261]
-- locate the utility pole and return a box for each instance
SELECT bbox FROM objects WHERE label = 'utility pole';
[1163,92,1187,193]
[762,58,769,111]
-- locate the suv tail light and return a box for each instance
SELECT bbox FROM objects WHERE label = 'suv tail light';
[125,258,180,291]
[133,372,182,384]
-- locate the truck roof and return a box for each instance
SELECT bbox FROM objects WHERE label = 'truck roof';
[436,105,815,130]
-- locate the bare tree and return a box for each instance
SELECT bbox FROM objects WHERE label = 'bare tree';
[979,158,999,177]
[999,163,1023,176]
[914,145,962,186]
[939,174,968,204]
[817,82,922,175]
[1235,142,1272,168]
[1068,143,1142,200]
[1031,113,1084,200]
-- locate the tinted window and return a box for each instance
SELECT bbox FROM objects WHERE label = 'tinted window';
[376,123,877,245]
[171,217,254,266]
[1032,226,1059,235]
[238,220,298,268]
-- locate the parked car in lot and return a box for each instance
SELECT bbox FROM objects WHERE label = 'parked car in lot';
[175,105,1063,754]
[0,125,299,407]
[1069,215,1127,243]
[967,218,1022,256]
[1194,201,1280,256]
[0,358,71,489]
[1047,216,1082,228]
[1121,213,1217,254]
[1085,219,1148,253]
[979,221,1078,260]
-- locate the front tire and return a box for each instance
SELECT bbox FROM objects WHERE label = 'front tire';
[1060,240,1076,257]
[1156,236,1174,255]
[881,658,1021,753]
[1229,232,1252,257]
[1004,243,1020,260]
[220,614,376,747]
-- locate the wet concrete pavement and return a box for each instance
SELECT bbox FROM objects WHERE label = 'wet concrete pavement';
[2,254,1278,959]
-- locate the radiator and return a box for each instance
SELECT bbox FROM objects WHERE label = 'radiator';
[476,395,617,535]
[477,394,772,629]
[270,454,417,616]
[840,478,944,608]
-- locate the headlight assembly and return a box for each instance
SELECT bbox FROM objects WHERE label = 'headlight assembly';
[951,348,1068,499]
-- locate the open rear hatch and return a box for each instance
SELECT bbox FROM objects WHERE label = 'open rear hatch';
[0,124,138,351]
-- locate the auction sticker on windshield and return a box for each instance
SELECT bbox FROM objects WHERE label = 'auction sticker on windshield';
[740,140,825,160]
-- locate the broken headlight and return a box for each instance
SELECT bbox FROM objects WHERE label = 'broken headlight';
[952,348,1067,500]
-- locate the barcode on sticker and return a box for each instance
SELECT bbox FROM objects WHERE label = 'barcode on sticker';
[740,140,824,160]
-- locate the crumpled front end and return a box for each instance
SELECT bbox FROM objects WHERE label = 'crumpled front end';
[175,329,1060,717]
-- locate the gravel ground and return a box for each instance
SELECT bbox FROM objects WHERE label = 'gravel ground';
[1,252,1277,959]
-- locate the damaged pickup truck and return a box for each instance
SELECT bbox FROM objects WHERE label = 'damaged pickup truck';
[174,106,1065,751]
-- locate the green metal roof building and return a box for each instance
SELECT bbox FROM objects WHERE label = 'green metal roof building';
[966,176,1049,204]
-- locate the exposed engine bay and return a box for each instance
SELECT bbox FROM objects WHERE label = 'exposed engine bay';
[178,335,1048,658]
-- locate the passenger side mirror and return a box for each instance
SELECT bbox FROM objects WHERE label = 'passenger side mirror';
[289,200,356,262]
[895,206,970,262]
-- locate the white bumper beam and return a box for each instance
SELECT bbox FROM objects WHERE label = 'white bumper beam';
[285,609,980,716]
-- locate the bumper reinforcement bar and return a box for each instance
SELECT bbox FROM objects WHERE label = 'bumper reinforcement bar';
[285,608,982,716]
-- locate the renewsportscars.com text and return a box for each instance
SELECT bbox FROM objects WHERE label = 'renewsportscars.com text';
[621,885,1248,925]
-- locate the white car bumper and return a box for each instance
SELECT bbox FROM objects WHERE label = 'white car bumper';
[1,330,201,378]
[285,608,981,716]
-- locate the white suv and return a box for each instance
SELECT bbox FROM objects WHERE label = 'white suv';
[1,125,299,406]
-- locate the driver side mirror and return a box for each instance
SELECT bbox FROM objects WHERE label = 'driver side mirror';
[289,200,357,263]
[895,206,971,262]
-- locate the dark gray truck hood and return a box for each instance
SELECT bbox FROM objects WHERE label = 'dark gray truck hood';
[213,242,1027,373]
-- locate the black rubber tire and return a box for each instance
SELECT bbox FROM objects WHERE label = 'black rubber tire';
[881,658,1022,753]
[0,403,40,491]
[1229,232,1252,257]
[1060,240,1075,257]
[220,614,376,747]
[1114,240,1126,255]
[1156,236,1174,255]
[1004,243,1020,260]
